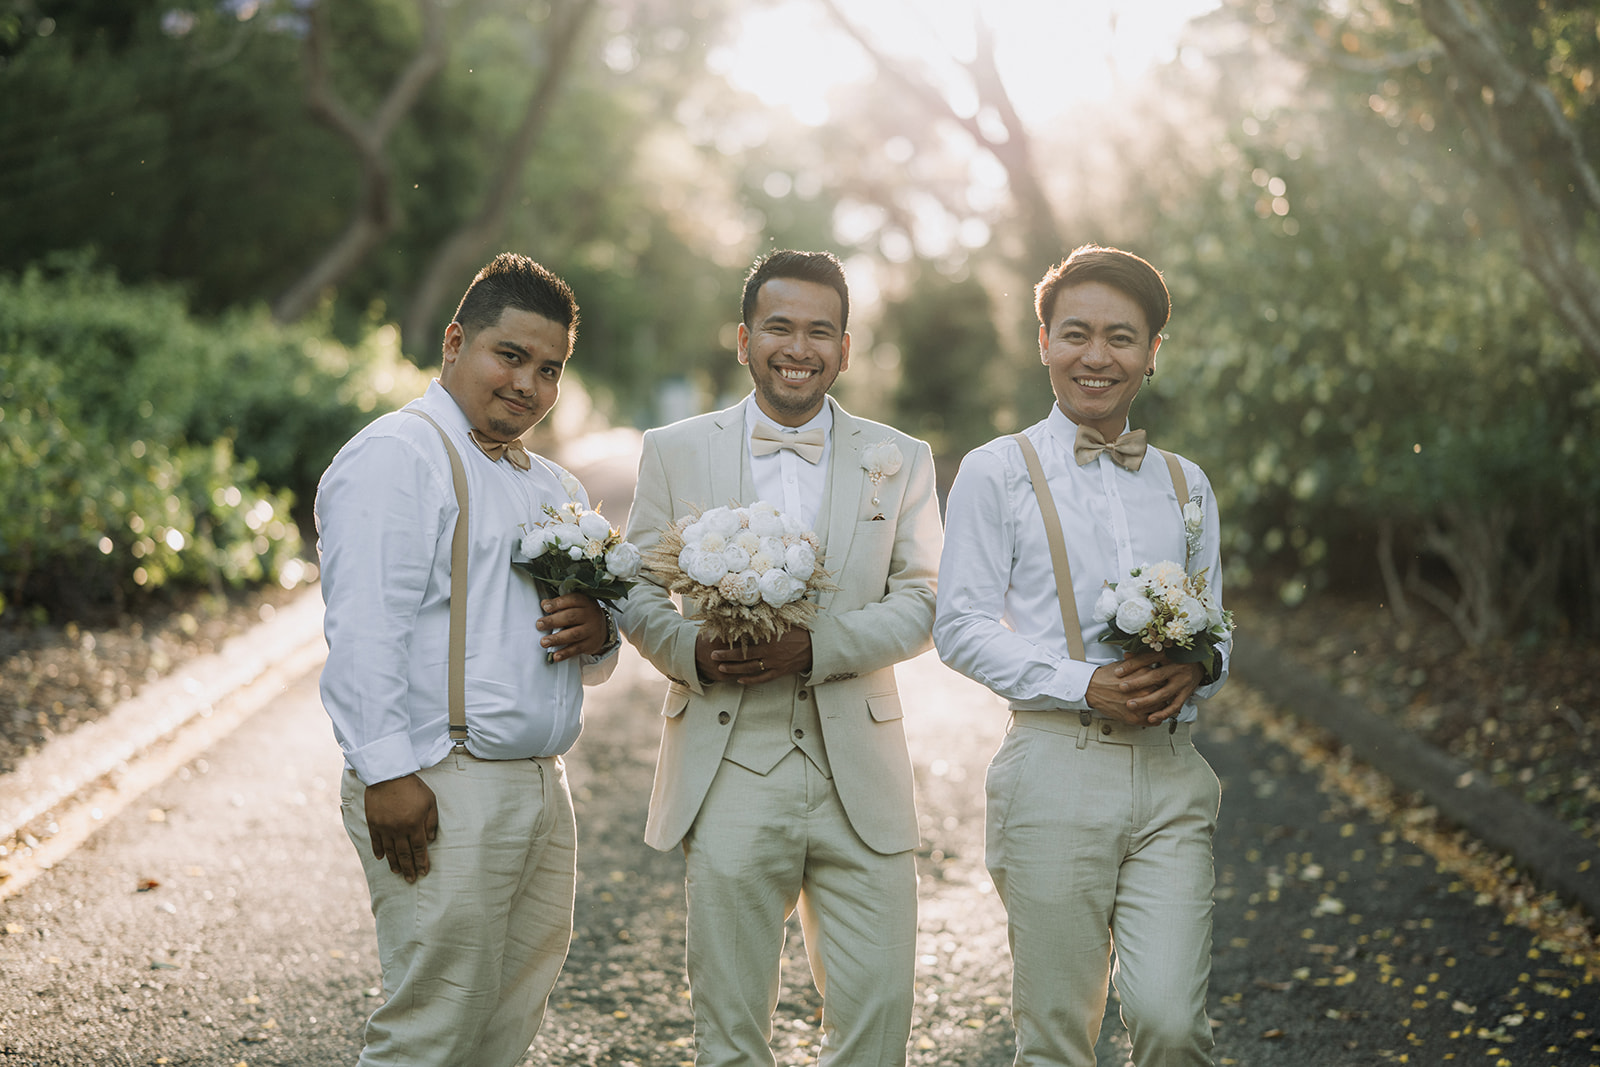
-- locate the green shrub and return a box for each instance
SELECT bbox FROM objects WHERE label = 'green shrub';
[0,258,428,618]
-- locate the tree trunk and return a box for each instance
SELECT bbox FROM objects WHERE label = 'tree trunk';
[271,0,449,324]
[400,0,599,355]
[815,0,1066,273]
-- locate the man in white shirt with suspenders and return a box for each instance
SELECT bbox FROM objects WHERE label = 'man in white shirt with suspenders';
[316,253,619,1066]
[933,245,1229,1066]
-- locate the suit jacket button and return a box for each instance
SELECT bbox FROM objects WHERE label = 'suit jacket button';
[793,728,804,739]
[1101,723,1113,735]
[718,711,731,725]
[798,689,809,701]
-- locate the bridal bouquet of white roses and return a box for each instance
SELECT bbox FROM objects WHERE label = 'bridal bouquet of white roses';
[1094,560,1232,677]
[641,501,835,646]
[513,501,641,603]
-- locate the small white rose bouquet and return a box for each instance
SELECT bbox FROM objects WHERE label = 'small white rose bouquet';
[1093,559,1233,681]
[640,500,836,646]
[513,500,641,603]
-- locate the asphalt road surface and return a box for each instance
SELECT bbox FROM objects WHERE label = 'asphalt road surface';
[1,436,1595,1066]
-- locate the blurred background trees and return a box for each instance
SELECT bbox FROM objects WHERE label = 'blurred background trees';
[1,0,1594,642]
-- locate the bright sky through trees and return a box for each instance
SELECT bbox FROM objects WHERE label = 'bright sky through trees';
[711,0,1221,126]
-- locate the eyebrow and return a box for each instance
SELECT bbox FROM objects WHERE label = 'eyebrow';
[762,313,838,333]
[1057,316,1141,336]
[497,340,568,366]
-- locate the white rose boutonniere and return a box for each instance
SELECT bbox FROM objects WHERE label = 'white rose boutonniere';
[861,440,904,516]
[1182,490,1205,569]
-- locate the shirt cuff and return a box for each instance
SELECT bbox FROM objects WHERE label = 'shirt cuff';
[346,733,422,787]
[1053,658,1098,708]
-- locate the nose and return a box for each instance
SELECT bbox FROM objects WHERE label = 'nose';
[1081,339,1113,367]
[508,362,538,395]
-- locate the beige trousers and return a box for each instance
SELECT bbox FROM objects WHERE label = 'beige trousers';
[340,750,576,1067]
[985,715,1219,1067]
[682,748,918,1067]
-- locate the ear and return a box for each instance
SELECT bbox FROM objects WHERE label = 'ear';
[736,323,750,365]
[441,322,465,367]
[838,331,851,373]
[1146,333,1162,375]
[1038,323,1049,364]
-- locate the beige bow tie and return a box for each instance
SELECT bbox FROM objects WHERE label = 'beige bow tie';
[750,423,826,464]
[1073,425,1147,471]
[469,429,531,471]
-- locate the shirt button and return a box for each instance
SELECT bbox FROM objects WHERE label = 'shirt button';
[718,711,731,725]
[1101,723,1113,735]
[797,690,809,701]
[793,728,804,739]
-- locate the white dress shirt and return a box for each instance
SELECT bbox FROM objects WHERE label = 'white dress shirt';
[933,405,1229,721]
[316,380,615,785]
[743,393,832,528]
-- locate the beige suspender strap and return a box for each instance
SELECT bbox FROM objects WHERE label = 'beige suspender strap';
[1159,448,1188,509]
[1012,433,1086,662]
[407,411,470,743]
[1012,434,1192,665]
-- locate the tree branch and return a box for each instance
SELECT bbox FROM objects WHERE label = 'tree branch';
[272,0,450,323]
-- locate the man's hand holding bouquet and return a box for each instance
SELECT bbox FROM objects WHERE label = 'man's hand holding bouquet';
[640,500,835,685]
[513,486,640,662]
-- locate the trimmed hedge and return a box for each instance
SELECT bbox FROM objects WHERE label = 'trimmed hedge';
[0,258,429,619]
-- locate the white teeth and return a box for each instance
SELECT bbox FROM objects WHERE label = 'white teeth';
[1078,378,1114,388]
[780,369,815,380]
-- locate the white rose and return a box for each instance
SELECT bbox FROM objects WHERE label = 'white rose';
[684,549,729,586]
[605,541,641,579]
[780,513,805,537]
[758,569,804,607]
[681,520,707,545]
[1177,596,1207,634]
[749,509,785,538]
[1115,596,1155,634]
[749,550,776,573]
[784,541,816,581]
[1203,593,1226,630]
[558,501,582,524]
[1093,585,1119,623]
[520,527,553,558]
[863,441,904,477]
[721,546,752,572]
[578,511,612,542]
[560,472,583,499]
[718,569,764,607]
[1183,500,1204,534]
[758,536,786,560]
[701,507,741,537]
[568,546,584,560]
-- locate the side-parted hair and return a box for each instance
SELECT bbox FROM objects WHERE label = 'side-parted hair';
[741,249,850,332]
[1034,245,1170,340]
[452,253,580,355]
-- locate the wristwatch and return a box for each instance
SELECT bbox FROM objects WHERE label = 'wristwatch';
[593,607,621,659]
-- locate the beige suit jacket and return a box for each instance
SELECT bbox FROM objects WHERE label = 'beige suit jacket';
[618,396,942,855]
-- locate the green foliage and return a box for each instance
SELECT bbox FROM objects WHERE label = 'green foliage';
[1138,9,1600,638]
[0,258,428,618]
[881,268,1005,485]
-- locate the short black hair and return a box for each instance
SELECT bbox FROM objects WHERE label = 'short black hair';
[1034,245,1170,339]
[741,250,850,332]
[452,253,579,354]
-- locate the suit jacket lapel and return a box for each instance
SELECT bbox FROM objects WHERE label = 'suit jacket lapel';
[821,397,864,610]
[707,404,747,511]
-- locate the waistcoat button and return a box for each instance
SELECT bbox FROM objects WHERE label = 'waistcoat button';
[718,711,730,725]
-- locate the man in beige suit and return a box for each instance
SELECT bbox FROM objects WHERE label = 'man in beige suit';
[619,250,942,1067]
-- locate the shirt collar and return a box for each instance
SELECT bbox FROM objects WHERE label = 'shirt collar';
[742,391,834,439]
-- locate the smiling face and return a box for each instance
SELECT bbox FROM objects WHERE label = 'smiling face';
[738,276,851,426]
[1040,280,1161,439]
[438,307,570,442]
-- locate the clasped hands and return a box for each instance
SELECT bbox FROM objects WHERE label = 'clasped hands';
[695,627,813,687]
[1087,650,1205,726]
